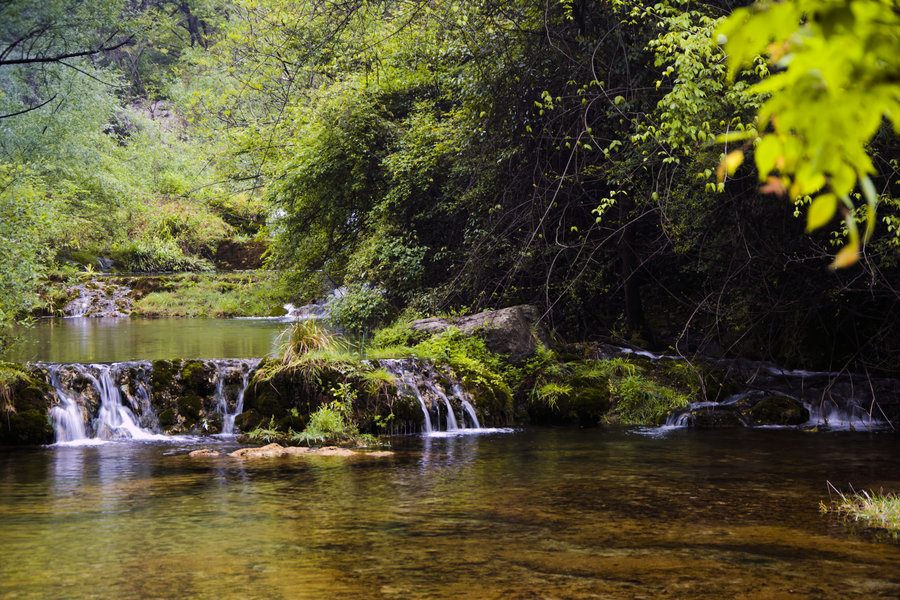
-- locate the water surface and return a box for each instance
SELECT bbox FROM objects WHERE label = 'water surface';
[1,428,899,599]
[5,317,288,363]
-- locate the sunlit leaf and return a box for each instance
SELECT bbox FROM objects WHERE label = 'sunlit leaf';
[806,193,837,232]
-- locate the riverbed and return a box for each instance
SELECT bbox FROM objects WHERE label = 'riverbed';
[1,428,898,599]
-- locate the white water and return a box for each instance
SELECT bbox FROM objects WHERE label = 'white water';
[91,366,158,440]
[380,358,494,434]
[214,360,256,435]
[47,366,87,443]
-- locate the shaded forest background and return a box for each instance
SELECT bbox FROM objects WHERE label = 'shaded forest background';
[1,0,898,374]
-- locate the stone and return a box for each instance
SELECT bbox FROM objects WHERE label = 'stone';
[748,395,809,426]
[410,304,550,362]
[188,449,221,457]
[229,443,286,458]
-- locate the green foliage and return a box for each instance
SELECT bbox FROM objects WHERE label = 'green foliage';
[279,319,342,365]
[132,272,282,317]
[247,416,282,444]
[611,374,690,425]
[0,167,57,346]
[413,327,513,403]
[328,285,393,335]
[719,0,900,266]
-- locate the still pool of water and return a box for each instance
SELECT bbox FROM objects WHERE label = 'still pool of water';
[5,317,289,363]
[1,428,899,599]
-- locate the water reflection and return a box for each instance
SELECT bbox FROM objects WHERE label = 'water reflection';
[5,317,287,363]
[0,429,899,599]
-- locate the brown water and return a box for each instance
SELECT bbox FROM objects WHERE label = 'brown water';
[1,428,899,599]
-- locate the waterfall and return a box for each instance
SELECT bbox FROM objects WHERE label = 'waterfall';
[212,359,258,435]
[43,359,258,443]
[47,366,87,442]
[380,358,486,434]
[91,365,156,440]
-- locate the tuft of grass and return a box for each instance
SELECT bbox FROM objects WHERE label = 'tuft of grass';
[821,483,900,532]
[279,319,339,363]
[610,374,689,425]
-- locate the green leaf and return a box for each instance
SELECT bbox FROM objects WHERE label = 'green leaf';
[754,135,781,180]
[806,193,837,232]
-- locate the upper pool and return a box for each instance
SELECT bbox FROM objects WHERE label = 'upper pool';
[5,317,290,363]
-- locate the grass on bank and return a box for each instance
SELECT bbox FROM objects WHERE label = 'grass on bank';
[132,272,286,318]
[821,483,900,533]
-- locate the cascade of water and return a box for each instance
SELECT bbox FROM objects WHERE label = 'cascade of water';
[450,381,481,429]
[381,360,434,433]
[461,400,481,429]
[92,365,155,440]
[47,366,87,442]
[425,367,459,430]
[222,364,254,435]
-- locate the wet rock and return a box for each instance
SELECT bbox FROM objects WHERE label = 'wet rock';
[188,449,221,457]
[229,443,286,458]
[62,278,133,317]
[748,395,809,426]
[689,406,746,429]
[410,304,550,362]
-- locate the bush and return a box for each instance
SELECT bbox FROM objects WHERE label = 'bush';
[328,284,393,334]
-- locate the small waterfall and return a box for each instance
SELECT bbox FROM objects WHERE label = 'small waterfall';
[91,365,155,440]
[380,359,486,434]
[211,359,258,435]
[461,400,481,429]
[47,366,87,442]
[62,279,132,318]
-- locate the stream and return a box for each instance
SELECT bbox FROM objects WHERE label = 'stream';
[1,428,899,599]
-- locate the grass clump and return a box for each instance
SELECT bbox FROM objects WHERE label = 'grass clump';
[610,374,689,425]
[821,483,900,534]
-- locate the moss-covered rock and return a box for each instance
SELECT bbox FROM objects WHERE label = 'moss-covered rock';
[157,408,177,429]
[689,407,746,429]
[176,395,202,422]
[180,360,214,397]
[749,395,809,426]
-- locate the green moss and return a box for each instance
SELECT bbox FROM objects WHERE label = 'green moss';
[157,408,176,429]
[180,360,213,396]
[749,395,809,426]
[0,409,54,445]
[690,407,745,428]
[176,395,202,422]
[150,359,177,395]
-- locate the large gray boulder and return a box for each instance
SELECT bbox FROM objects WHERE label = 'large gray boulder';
[410,304,550,362]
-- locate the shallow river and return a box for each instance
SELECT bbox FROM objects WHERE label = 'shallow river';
[1,428,899,599]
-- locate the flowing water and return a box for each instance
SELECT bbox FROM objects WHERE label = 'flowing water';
[5,317,287,363]
[1,428,899,599]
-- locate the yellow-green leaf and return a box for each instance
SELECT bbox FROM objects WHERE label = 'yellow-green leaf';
[805,193,837,232]
[754,135,781,181]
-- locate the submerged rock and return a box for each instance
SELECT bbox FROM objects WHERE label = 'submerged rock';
[188,449,221,457]
[227,443,394,459]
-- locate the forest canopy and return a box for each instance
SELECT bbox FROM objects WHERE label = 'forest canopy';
[1,0,898,373]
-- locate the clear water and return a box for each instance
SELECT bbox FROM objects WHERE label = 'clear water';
[1,428,899,599]
[5,317,288,363]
